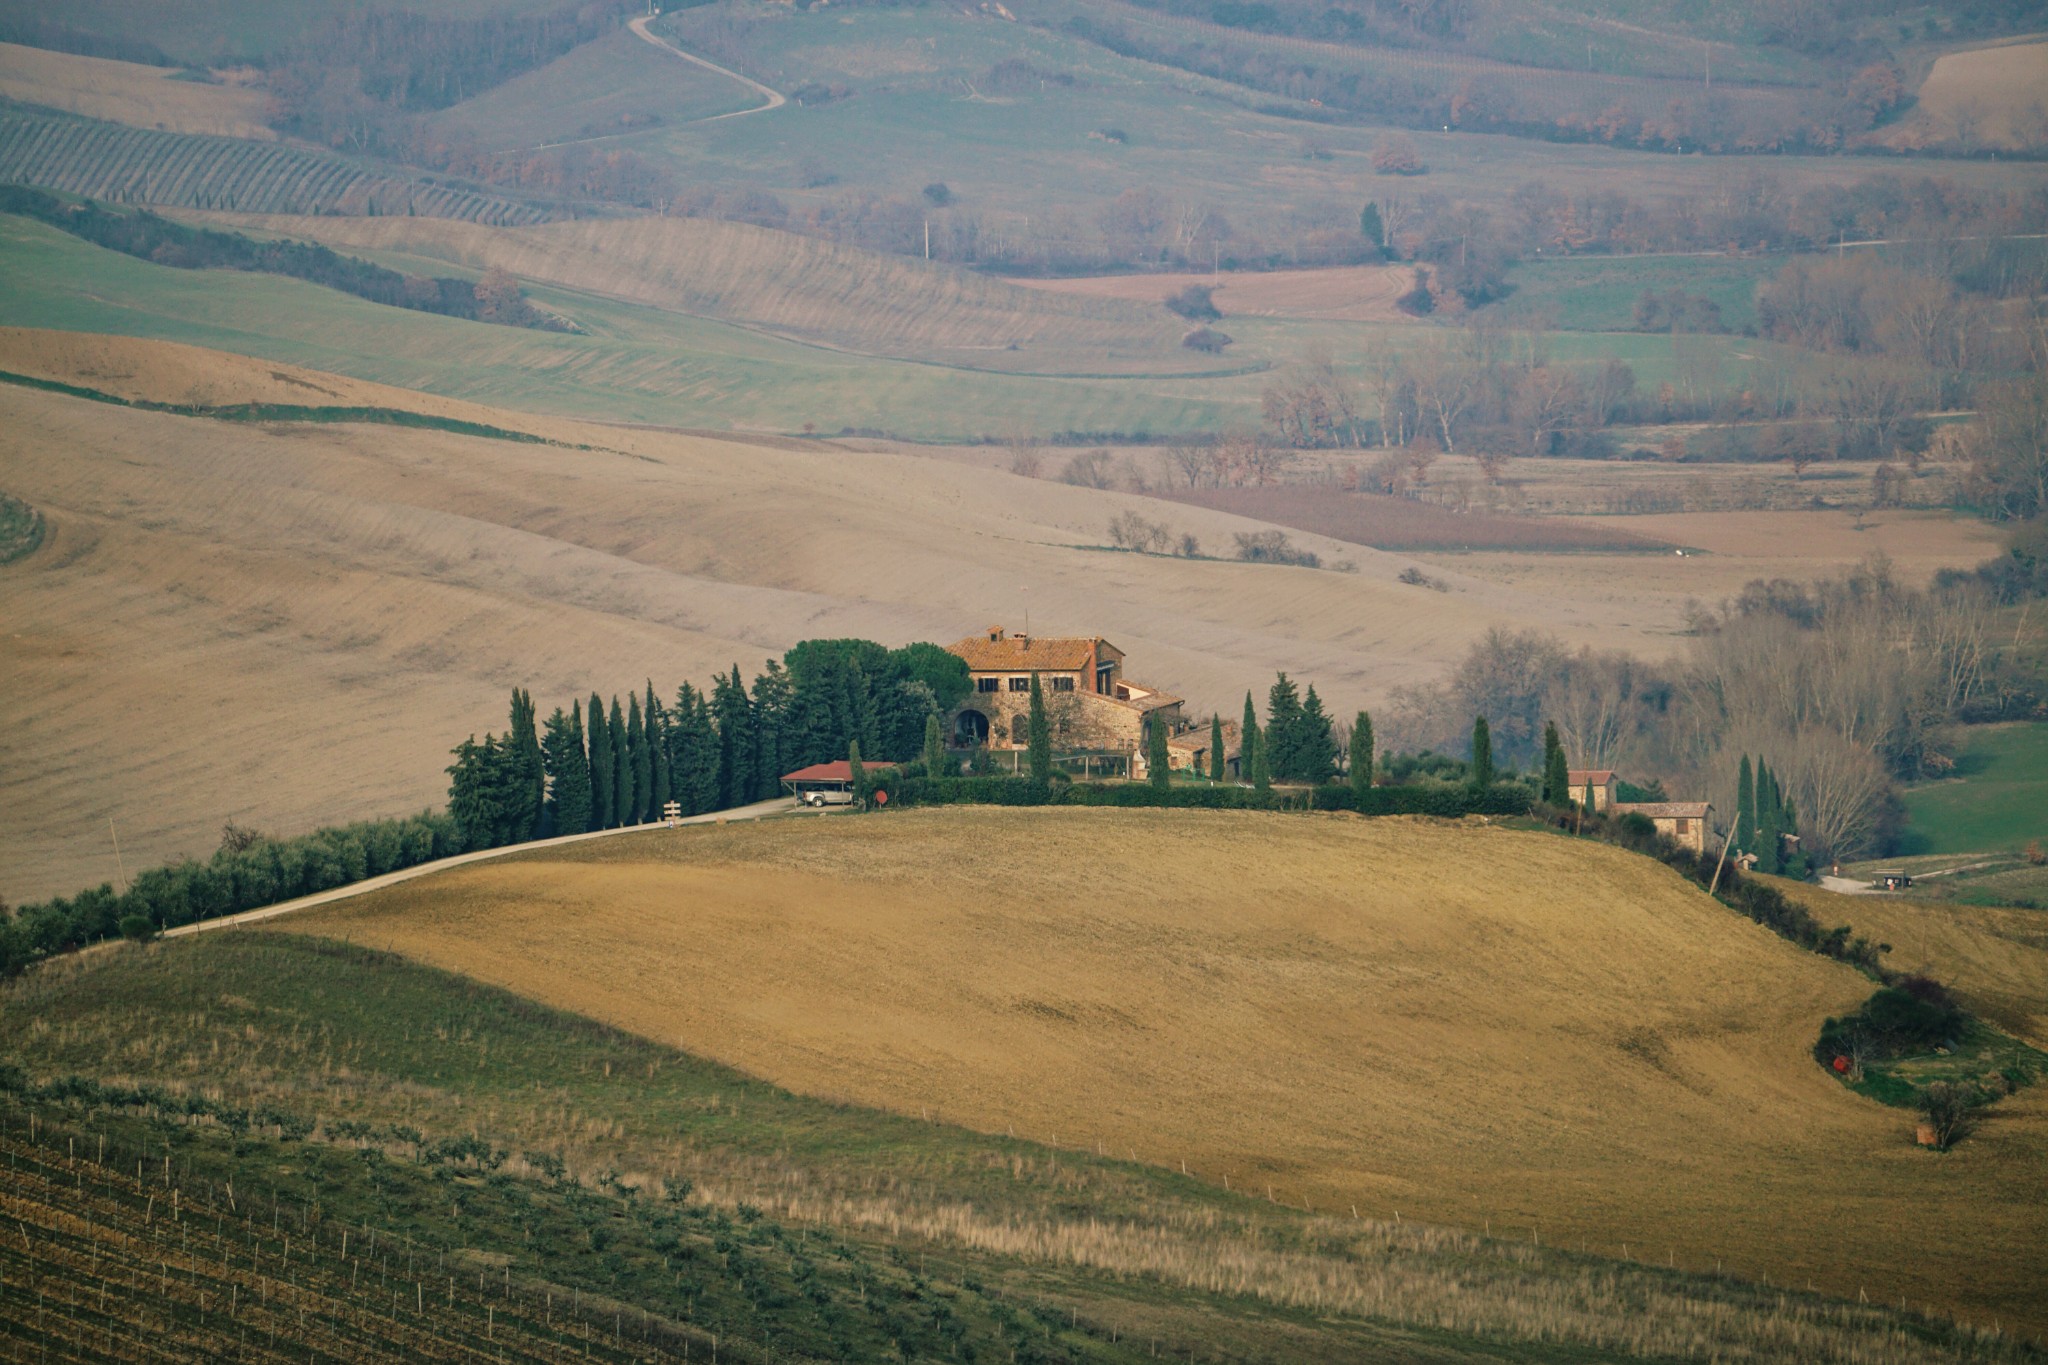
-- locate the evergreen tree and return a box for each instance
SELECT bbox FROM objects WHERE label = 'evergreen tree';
[1265,673,1305,780]
[712,666,755,810]
[750,661,793,802]
[1242,692,1267,792]
[586,691,613,831]
[1147,713,1171,791]
[923,712,946,778]
[540,704,591,839]
[1027,674,1052,795]
[1756,761,1782,874]
[1735,754,1755,855]
[627,692,650,824]
[671,683,720,816]
[1210,714,1226,782]
[1541,722,1568,805]
[1350,710,1374,798]
[446,734,510,851]
[848,739,869,807]
[507,688,544,842]
[647,683,671,818]
[610,696,633,827]
[1360,200,1386,252]
[1470,716,1494,790]
[1298,685,1337,784]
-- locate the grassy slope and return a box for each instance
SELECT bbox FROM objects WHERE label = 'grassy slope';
[0,930,2026,1363]
[0,213,1252,435]
[196,211,1211,376]
[1900,722,2048,857]
[289,807,2048,1339]
[1500,254,1774,333]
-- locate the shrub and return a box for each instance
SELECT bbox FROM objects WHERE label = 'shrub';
[1181,327,1234,353]
[1917,1081,1985,1150]
[117,914,156,943]
[1164,284,1221,321]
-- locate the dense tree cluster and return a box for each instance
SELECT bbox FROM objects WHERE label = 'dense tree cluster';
[443,640,972,850]
[0,187,563,331]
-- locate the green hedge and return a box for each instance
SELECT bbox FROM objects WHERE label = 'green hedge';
[0,812,461,978]
[882,774,1536,817]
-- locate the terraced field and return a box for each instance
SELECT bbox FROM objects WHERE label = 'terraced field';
[0,108,552,222]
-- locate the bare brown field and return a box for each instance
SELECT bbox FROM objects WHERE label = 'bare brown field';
[1,334,1713,902]
[292,808,2048,1338]
[1878,39,2048,152]
[1151,484,1668,552]
[193,213,1210,374]
[1011,264,1416,323]
[0,41,271,140]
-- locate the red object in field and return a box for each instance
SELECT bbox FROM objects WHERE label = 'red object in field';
[874,790,889,806]
[1832,1056,1851,1074]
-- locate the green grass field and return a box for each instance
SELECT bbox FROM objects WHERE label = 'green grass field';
[1900,723,2048,858]
[1502,255,1774,333]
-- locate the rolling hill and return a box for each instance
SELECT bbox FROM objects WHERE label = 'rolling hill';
[288,807,2048,1339]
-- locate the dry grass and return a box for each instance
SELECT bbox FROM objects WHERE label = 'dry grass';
[1153,485,1666,552]
[291,808,2048,1339]
[192,213,1211,375]
[1012,264,1416,323]
[1878,40,2048,152]
[0,41,272,141]
[2,333,1772,902]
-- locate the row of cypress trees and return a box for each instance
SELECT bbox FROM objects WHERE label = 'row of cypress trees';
[444,640,973,849]
[1735,754,1809,876]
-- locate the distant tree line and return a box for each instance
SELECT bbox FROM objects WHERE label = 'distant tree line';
[0,187,566,331]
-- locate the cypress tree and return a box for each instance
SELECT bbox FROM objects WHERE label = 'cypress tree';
[1350,710,1374,798]
[1027,674,1052,795]
[750,662,793,802]
[1265,673,1305,781]
[1210,714,1226,782]
[923,712,946,778]
[1299,685,1337,784]
[712,666,755,810]
[647,684,672,819]
[508,688,544,842]
[446,734,508,851]
[672,683,720,816]
[1735,754,1755,855]
[586,691,612,831]
[1470,716,1494,790]
[541,705,591,839]
[1756,761,1781,874]
[1243,692,1267,793]
[1541,722,1568,805]
[627,692,651,823]
[848,739,868,807]
[1147,713,1171,791]
[611,696,633,826]
[1360,200,1386,251]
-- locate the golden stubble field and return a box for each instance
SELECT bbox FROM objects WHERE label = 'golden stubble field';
[293,808,2048,1337]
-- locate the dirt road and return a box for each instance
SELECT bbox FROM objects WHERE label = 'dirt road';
[628,15,785,122]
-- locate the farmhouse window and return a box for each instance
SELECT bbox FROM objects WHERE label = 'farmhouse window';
[1052,676,1074,692]
[1676,818,1691,835]
[977,677,1000,693]
[1008,676,1031,692]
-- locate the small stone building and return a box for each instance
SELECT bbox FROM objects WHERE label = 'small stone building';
[1567,769,1618,812]
[944,627,1196,777]
[1611,800,1712,854]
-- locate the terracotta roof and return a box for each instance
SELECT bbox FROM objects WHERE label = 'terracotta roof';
[781,761,898,784]
[948,633,1103,673]
[1167,721,1239,754]
[1117,682,1183,711]
[1612,801,1710,819]
[1568,769,1617,784]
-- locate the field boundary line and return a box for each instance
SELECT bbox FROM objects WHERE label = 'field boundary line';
[629,15,786,122]
[162,796,797,940]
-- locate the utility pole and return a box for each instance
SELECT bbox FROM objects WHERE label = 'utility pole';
[1704,42,1711,92]
[109,817,127,892]
[924,218,931,260]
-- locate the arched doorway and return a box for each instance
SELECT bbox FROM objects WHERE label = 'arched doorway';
[954,709,989,746]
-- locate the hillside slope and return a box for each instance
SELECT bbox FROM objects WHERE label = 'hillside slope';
[198,212,1206,374]
[297,808,2048,1339]
[0,333,1647,901]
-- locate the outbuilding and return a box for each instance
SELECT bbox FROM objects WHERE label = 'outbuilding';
[780,760,896,801]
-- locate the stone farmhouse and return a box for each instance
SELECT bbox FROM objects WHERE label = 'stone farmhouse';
[943,627,1238,779]
[1566,769,1617,812]
[1570,768,1710,852]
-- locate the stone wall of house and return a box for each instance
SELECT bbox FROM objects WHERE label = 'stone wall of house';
[952,689,1174,751]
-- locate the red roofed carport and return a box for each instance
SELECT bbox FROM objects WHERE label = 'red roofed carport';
[780,761,896,800]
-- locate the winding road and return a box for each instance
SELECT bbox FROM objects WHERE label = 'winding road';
[629,14,786,122]
[165,796,798,941]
